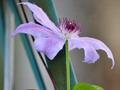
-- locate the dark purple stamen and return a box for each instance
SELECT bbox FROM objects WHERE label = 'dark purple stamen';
[65,21,76,31]
[59,18,80,34]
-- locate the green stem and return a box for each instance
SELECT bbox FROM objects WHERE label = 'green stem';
[65,40,70,90]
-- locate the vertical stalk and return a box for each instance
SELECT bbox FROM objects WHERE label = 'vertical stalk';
[4,2,15,90]
[65,40,70,90]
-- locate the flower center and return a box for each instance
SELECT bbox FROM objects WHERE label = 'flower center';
[65,21,76,32]
[59,18,80,39]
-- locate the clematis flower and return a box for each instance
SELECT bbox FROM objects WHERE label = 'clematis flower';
[12,2,114,68]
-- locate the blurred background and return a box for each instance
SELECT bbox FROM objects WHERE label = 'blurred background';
[0,0,120,90]
[55,0,120,90]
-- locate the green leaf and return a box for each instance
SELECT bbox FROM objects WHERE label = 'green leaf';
[73,83,104,90]
[92,85,104,90]
[0,0,5,89]
[0,0,5,60]
[8,0,46,89]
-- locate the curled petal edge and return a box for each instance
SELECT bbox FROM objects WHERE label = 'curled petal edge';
[80,37,115,69]
[69,37,114,69]
[69,38,100,64]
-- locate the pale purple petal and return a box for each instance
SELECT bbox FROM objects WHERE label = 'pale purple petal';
[69,38,100,63]
[80,37,115,69]
[34,37,65,60]
[82,44,100,63]
[68,36,79,50]
[12,22,55,38]
[69,41,77,51]
[20,2,60,33]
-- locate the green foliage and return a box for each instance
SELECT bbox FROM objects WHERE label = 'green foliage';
[0,0,5,59]
[7,0,77,89]
[92,85,104,90]
[31,0,77,89]
[0,0,5,89]
[8,0,45,89]
[73,83,104,90]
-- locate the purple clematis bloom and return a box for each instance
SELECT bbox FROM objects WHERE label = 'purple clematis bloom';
[12,2,114,68]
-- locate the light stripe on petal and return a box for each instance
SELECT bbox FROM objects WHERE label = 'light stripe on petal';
[79,37,115,69]
[12,22,54,38]
[34,37,65,60]
[20,2,60,33]
[69,38,100,63]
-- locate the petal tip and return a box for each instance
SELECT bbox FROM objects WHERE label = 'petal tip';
[110,58,115,69]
